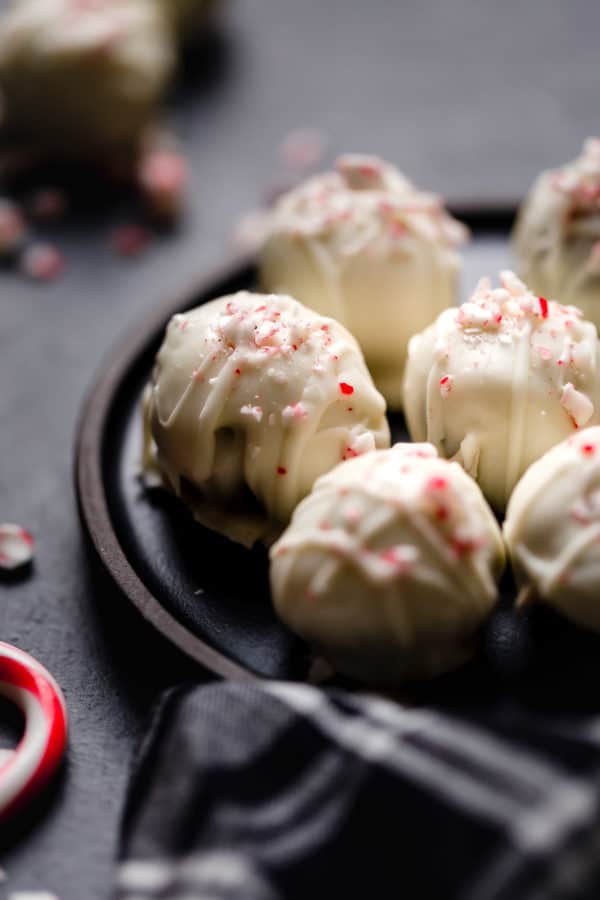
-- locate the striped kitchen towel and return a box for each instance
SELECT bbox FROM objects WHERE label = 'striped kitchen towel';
[115,680,600,900]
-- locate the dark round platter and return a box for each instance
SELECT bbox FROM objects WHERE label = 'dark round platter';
[77,206,600,700]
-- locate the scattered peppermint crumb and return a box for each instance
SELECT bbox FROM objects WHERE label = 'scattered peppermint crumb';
[111,224,151,258]
[0,200,27,255]
[0,523,34,571]
[20,242,65,281]
[279,127,327,172]
[138,149,188,221]
[30,188,67,222]
[339,382,354,396]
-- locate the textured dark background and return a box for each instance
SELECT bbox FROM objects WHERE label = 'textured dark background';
[1,0,599,896]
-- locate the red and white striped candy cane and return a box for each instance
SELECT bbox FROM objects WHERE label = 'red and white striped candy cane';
[0,642,67,821]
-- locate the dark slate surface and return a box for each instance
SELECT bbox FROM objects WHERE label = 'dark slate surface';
[1,0,599,896]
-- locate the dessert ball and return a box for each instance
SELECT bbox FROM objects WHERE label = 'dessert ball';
[143,291,390,547]
[0,0,174,158]
[504,427,600,632]
[403,270,600,512]
[514,138,600,328]
[258,154,468,409]
[270,443,504,684]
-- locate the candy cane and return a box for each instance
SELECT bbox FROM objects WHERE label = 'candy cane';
[0,642,67,821]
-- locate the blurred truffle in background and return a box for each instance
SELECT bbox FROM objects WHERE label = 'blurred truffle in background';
[0,0,175,163]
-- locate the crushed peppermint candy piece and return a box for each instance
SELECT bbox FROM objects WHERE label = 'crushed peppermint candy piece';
[138,149,188,221]
[561,382,594,428]
[240,404,263,422]
[20,243,64,282]
[279,127,327,172]
[0,523,34,571]
[439,374,453,396]
[336,153,388,190]
[111,224,151,257]
[282,402,308,421]
[378,544,419,575]
[29,188,67,222]
[0,200,27,255]
[345,432,376,457]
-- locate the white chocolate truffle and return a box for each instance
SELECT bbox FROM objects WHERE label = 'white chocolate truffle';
[403,271,600,512]
[0,0,174,158]
[270,443,504,684]
[143,291,390,547]
[514,138,600,328]
[504,427,600,632]
[258,154,468,409]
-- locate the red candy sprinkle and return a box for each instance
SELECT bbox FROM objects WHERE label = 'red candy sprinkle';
[427,476,448,491]
[539,297,549,318]
[235,368,241,375]
[582,444,596,456]
[277,466,287,475]
[339,382,354,395]
[451,536,480,557]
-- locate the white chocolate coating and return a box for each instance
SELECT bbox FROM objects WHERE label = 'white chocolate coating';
[514,138,600,328]
[258,154,468,409]
[270,443,504,684]
[0,0,174,157]
[143,291,390,547]
[403,271,600,512]
[504,427,600,632]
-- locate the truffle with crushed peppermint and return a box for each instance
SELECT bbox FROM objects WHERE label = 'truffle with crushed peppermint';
[504,427,600,633]
[0,0,174,159]
[514,138,600,328]
[403,271,600,512]
[143,291,390,547]
[258,154,468,409]
[270,443,504,684]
